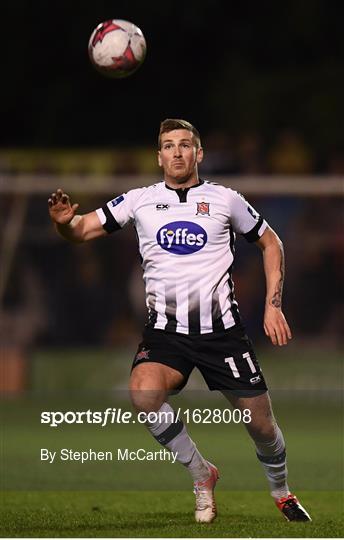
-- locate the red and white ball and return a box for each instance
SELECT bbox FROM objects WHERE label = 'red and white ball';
[88,19,146,78]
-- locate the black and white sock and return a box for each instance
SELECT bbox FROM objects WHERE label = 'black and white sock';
[146,402,210,482]
[255,425,289,499]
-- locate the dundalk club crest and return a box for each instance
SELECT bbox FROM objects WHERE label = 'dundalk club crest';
[196,202,210,216]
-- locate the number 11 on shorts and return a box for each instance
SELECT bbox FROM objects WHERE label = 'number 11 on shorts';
[225,352,256,378]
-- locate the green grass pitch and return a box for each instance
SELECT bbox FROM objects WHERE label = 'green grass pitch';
[1,490,342,537]
[1,347,343,537]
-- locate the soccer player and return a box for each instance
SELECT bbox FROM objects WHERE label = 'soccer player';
[48,119,311,523]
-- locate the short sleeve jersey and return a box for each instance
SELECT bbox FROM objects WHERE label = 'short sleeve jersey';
[96,179,268,335]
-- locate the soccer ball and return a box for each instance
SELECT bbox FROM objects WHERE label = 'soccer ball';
[88,19,146,78]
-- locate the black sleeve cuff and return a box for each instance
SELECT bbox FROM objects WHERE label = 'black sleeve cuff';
[242,217,264,243]
[101,205,122,234]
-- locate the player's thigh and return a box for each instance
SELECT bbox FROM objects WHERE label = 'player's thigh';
[130,361,185,391]
[130,362,185,413]
[223,390,277,441]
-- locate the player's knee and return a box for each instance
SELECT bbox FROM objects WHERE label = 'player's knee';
[129,377,165,413]
[247,420,277,443]
[130,389,164,414]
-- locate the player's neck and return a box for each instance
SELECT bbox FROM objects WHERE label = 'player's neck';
[164,174,200,190]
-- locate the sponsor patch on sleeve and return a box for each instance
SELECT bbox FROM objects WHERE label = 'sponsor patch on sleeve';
[247,205,259,220]
[110,195,124,207]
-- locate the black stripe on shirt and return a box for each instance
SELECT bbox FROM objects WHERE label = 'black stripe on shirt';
[227,264,241,326]
[211,290,225,332]
[147,294,158,328]
[101,205,122,234]
[242,217,264,243]
[188,288,201,334]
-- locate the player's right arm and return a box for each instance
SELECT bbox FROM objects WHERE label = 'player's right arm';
[48,188,107,243]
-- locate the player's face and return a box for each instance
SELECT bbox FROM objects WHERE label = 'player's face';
[158,129,203,186]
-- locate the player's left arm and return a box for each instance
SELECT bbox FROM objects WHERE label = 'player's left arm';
[255,227,292,346]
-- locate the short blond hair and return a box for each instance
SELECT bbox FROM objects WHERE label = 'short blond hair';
[158,118,201,149]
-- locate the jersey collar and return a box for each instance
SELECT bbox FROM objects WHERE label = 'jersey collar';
[164,179,204,191]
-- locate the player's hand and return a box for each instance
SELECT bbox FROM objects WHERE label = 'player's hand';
[263,304,292,346]
[48,188,79,225]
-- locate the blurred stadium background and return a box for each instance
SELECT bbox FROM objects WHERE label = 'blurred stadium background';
[0,1,343,530]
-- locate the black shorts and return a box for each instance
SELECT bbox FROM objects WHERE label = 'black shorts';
[132,325,268,397]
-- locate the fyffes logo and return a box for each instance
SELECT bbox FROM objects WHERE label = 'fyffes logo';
[157,221,207,255]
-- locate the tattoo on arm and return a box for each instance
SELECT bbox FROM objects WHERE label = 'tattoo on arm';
[270,245,285,308]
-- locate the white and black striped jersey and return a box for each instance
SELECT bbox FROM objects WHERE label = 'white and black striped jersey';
[96,179,268,335]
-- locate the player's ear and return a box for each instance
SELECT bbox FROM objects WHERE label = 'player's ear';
[196,146,204,164]
[158,151,162,167]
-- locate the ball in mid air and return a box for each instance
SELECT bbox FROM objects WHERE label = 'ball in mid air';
[88,19,146,78]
